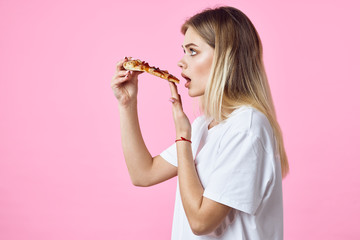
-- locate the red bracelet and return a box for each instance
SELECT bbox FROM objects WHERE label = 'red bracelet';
[175,137,192,143]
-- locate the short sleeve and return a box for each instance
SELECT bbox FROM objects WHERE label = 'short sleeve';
[160,142,178,167]
[160,116,206,168]
[203,130,274,215]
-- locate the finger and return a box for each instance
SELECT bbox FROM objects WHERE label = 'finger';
[169,94,183,108]
[113,70,129,80]
[169,97,182,109]
[114,70,129,78]
[132,70,144,77]
[111,75,128,86]
[116,56,129,71]
[169,82,179,99]
[112,71,131,84]
[178,94,182,106]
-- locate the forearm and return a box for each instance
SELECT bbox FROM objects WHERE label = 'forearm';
[176,141,230,235]
[169,82,229,235]
[118,101,153,185]
[176,141,205,229]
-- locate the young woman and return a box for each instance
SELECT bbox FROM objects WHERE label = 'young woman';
[111,6,289,240]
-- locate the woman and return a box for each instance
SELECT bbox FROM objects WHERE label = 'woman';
[111,6,289,240]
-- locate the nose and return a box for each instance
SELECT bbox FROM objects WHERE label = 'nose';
[177,57,186,69]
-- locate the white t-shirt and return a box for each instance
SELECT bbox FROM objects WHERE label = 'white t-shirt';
[160,106,283,240]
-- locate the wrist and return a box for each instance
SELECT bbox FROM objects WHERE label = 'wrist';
[175,136,192,143]
[176,130,191,138]
[118,100,137,112]
[176,133,191,141]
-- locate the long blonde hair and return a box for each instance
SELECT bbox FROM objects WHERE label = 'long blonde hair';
[181,6,289,178]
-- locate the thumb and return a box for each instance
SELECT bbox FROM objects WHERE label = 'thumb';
[131,70,143,77]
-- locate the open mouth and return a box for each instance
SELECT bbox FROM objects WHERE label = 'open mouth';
[181,73,192,82]
[181,73,191,88]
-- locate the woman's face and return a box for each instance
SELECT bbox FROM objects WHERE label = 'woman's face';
[178,27,214,97]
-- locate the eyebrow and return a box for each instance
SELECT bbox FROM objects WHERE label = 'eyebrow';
[181,43,198,49]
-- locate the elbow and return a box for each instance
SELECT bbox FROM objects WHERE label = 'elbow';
[130,176,152,187]
[130,176,145,187]
[131,180,145,187]
[191,227,206,236]
[131,179,148,187]
[189,218,213,236]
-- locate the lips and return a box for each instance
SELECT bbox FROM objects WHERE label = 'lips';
[181,73,191,80]
[181,73,191,88]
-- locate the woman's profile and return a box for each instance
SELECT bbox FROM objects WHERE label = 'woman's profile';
[111,6,289,240]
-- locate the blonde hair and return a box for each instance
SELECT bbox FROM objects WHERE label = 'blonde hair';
[181,6,289,178]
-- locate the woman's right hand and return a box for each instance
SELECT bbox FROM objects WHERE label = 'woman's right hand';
[111,57,143,107]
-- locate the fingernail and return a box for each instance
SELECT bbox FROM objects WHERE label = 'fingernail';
[126,70,129,74]
[169,98,175,103]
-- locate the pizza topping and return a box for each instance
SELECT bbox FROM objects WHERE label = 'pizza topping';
[123,58,180,84]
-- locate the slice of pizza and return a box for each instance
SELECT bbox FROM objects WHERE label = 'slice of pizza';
[123,59,180,84]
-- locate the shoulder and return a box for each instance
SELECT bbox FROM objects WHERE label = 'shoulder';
[190,115,209,136]
[192,115,206,125]
[226,106,271,132]
[223,106,275,152]
[191,115,210,129]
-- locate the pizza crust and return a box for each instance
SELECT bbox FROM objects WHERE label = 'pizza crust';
[123,59,180,84]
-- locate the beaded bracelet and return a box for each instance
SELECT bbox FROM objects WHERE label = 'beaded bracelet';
[175,137,192,143]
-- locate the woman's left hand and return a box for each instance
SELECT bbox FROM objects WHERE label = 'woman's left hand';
[169,82,191,139]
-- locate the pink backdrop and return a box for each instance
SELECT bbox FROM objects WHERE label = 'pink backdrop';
[1,0,359,239]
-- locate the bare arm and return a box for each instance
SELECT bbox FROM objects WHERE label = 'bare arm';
[112,57,177,187]
[176,141,230,235]
[118,102,177,186]
[169,82,231,235]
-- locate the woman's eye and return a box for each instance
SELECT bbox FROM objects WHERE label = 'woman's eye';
[189,48,197,56]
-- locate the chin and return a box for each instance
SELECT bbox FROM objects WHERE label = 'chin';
[188,89,204,98]
[188,92,196,97]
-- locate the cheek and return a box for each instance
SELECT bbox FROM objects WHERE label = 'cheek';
[195,54,213,87]
[196,55,212,76]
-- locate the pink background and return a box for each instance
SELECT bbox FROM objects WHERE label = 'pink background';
[1,0,359,239]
